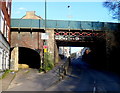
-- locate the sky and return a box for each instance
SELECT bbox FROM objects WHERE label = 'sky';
[11,0,118,53]
[11,1,118,22]
[71,47,84,53]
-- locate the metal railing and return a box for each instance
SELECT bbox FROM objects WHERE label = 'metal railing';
[53,58,70,80]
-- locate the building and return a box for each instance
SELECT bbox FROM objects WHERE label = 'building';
[0,0,12,71]
[22,11,42,19]
[81,47,90,56]
[59,47,71,58]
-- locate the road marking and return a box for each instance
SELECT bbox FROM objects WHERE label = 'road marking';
[93,86,96,93]
[93,81,96,93]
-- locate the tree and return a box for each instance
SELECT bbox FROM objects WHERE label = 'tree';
[103,0,120,20]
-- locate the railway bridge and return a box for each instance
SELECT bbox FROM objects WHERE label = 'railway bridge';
[10,19,119,74]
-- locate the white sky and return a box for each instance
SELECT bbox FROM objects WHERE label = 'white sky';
[71,47,84,53]
[11,0,109,2]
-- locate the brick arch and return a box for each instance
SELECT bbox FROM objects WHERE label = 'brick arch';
[10,47,41,71]
[18,47,41,69]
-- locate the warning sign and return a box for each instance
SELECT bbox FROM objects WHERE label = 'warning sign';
[44,49,47,52]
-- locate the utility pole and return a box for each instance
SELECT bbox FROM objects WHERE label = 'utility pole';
[45,0,47,30]
[67,5,71,57]
[43,0,48,72]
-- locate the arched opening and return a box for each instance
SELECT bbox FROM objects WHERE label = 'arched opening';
[57,38,107,71]
[19,47,41,69]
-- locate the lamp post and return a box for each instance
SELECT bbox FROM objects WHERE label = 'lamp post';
[67,5,71,57]
[43,0,47,72]
[45,0,47,30]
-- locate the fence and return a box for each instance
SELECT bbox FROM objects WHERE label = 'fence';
[50,58,70,81]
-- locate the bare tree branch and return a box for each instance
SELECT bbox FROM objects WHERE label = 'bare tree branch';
[103,0,120,20]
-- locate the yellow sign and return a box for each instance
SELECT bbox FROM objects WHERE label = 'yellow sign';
[44,49,48,52]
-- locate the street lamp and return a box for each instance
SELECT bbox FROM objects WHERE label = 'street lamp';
[45,0,47,30]
[43,0,47,72]
[67,5,71,57]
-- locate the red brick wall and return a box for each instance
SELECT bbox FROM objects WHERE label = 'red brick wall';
[1,1,12,43]
[11,31,43,50]
[0,1,2,8]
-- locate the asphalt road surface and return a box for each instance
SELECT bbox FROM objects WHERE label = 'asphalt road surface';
[46,57,120,92]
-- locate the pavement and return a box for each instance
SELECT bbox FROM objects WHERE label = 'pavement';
[0,60,67,92]
[0,71,16,91]
[6,69,60,91]
[0,69,59,91]
[0,72,4,77]
[0,72,4,93]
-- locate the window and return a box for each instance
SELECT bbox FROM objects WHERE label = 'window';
[1,11,4,34]
[7,2,11,15]
[4,20,7,38]
[0,48,3,70]
[6,25,9,41]
[6,0,8,8]
[0,9,1,32]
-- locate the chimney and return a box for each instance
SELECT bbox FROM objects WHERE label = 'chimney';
[26,11,35,17]
[22,11,42,19]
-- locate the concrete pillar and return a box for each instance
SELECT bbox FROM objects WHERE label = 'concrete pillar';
[105,30,120,74]
[2,50,5,70]
[46,29,60,64]
[4,51,6,70]
[0,48,2,70]
[46,29,55,62]
[54,41,60,64]
[10,47,19,71]
[5,52,9,69]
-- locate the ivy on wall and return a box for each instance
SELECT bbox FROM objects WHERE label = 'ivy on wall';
[43,52,54,71]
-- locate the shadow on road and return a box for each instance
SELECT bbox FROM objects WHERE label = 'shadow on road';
[46,57,120,92]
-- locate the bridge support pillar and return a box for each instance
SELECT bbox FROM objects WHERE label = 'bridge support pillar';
[54,41,60,64]
[46,29,59,65]
[10,47,19,71]
[105,31,120,74]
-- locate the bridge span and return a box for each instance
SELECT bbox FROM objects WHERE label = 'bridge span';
[10,19,120,74]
